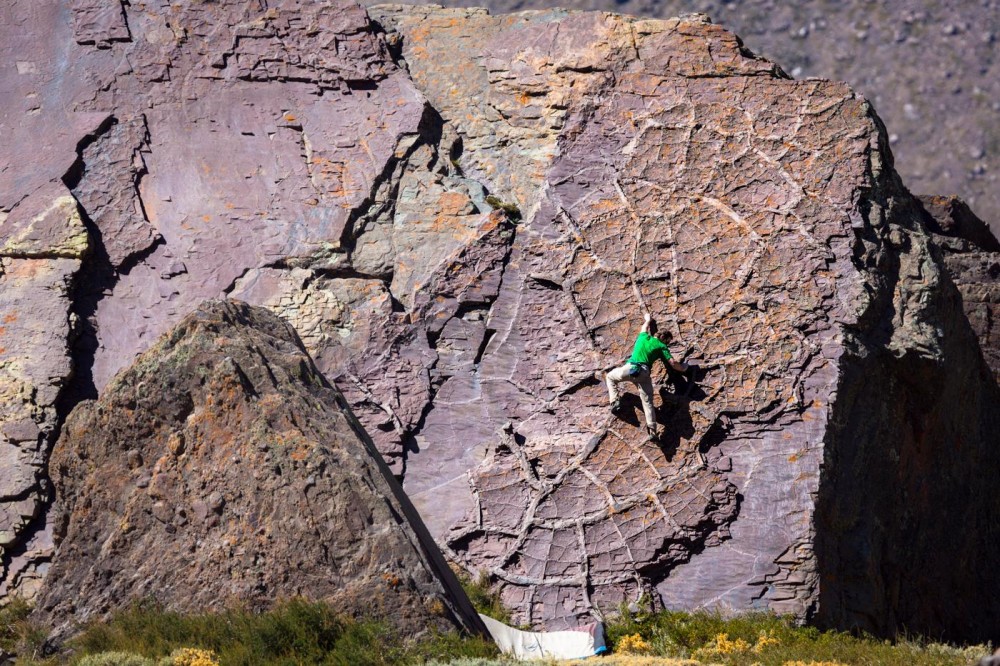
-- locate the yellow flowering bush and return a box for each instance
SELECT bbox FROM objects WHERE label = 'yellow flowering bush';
[616,632,653,655]
[781,661,850,666]
[693,630,781,660]
[706,632,753,655]
[165,647,220,666]
[754,630,781,652]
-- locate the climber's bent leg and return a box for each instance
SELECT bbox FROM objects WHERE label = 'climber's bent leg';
[606,364,632,405]
[636,369,657,431]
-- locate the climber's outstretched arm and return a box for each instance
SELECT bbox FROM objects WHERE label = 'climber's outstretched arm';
[668,358,689,372]
[640,311,652,335]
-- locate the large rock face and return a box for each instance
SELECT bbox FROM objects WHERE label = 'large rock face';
[407,0,1000,237]
[3,0,1000,643]
[35,300,486,638]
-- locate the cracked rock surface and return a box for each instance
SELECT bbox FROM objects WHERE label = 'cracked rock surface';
[401,0,1000,238]
[2,0,1000,643]
[34,300,486,639]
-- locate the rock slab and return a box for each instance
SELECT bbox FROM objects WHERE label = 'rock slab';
[34,300,486,639]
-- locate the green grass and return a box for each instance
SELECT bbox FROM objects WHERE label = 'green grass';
[4,594,992,665]
[13,598,497,666]
[454,570,513,626]
[604,606,993,665]
[484,196,521,222]
[0,597,48,661]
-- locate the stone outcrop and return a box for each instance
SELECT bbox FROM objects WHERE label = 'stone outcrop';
[363,7,1000,639]
[3,0,1000,644]
[920,195,1000,384]
[0,186,90,599]
[34,300,486,639]
[411,0,1000,235]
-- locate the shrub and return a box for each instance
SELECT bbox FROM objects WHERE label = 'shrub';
[615,633,652,655]
[166,647,219,666]
[484,195,521,221]
[423,658,513,666]
[603,607,991,666]
[77,652,154,666]
[12,597,990,666]
[455,569,513,626]
[692,629,780,660]
[58,598,498,666]
[0,598,48,662]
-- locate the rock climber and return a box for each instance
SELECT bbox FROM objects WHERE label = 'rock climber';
[606,312,689,441]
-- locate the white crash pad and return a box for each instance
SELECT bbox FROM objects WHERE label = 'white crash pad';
[479,613,607,660]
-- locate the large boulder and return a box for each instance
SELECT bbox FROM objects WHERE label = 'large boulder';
[34,300,486,639]
[2,0,1000,644]
[361,6,1000,641]
[0,0,431,597]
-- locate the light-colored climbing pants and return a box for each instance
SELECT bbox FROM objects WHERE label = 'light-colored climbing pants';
[606,363,656,428]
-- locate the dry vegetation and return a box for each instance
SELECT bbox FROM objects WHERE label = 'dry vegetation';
[0,580,991,665]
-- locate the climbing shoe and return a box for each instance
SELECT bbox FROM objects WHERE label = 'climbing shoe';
[610,399,623,415]
[645,426,659,442]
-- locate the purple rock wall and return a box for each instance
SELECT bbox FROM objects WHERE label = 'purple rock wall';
[2,0,1000,642]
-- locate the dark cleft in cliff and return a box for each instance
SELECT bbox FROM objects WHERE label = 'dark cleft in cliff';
[33,300,486,640]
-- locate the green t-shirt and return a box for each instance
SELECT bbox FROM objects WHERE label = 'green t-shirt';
[629,331,672,367]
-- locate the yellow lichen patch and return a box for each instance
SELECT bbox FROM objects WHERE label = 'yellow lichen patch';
[289,442,314,462]
[591,198,622,212]
[436,190,474,216]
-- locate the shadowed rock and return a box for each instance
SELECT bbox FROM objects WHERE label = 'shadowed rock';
[920,195,1000,384]
[33,300,486,640]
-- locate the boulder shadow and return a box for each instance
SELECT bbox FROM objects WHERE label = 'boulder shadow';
[613,393,645,428]
[655,365,709,461]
